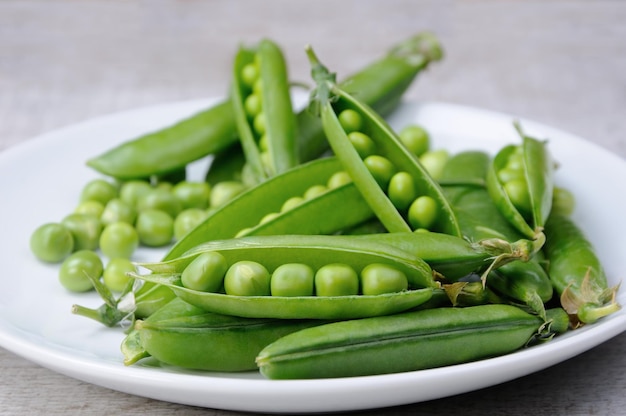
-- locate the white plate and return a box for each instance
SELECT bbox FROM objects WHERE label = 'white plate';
[0,99,625,413]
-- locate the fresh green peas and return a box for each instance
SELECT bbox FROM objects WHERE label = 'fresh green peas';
[135,209,174,247]
[326,171,352,189]
[338,109,363,133]
[209,181,246,208]
[30,223,74,263]
[119,180,152,208]
[240,62,259,88]
[74,200,105,218]
[103,257,136,292]
[270,263,315,297]
[360,263,408,295]
[280,196,304,212]
[137,188,183,219]
[100,198,137,226]
[99,221,139,259]
[303,184,327,200]
[504,179,532,216]
[399,124,430,157]
[80,179,118,205]
[172,181,211,210]
[244,93,263,118]
[408,195,438,230]
[224,260,271,296]
[174,208,207,241]
[388,171,417,211]
[253,113,267,136]
[363,155,396,189]
[181,251,229,293]
[315,263,359,296]
[347,132,377,158]
[58,250,103,292]
[61,213,103,251]
[419,149,449,181]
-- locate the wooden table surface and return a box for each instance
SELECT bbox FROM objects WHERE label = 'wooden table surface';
[1,1,625,415]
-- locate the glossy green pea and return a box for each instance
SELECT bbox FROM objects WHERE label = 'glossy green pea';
[181,251,228,293]
[244,93,263,118]
[99,221,139,259]
[544,213,620,325]
[103,257,136,292]
[123,298,325,371]
[398,124,430,157]
[209,181,246,208]
[363,155,396,189]
[59,250,103,293]
[119,180,152,208]
[30,223,74,263]
[419,149,449,181]
[347,132,377,158]
[61,213,103,251]
[270,263,315,297]
[136,209,174,247]
[338,109,363,133]
[360,263,408,295]
[307,46,459,236]
[74,200,105,218]
[240,62,259,88]
[280,196,304,212]
[388,171,417,211]
[100,198,137,226]
[173,208,207,240]
[80,179,118,205]
[256,304,562,379]
[315,263,359,297]
[224,260,271,296]
[303,184,327,200]
[172,181,211,210]
[486,125,554,240]
[137,188,182,218]
[326,171,352,189]
[408,195,438,230]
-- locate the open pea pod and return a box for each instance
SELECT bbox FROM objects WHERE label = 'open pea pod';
[486,124,554,241]
[136,234,436,319]
[166,157,373,260]
[305,46,460,236]
[232,39,298,183]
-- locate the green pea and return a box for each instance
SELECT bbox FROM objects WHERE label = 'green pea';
[497,167,525,183]
[388,171,418,211]
[119,180,152,208]
[253,112,267,136]
[99,221,139,259]
[271,263,315,297]
[338,109,363,133]
[181,251,228,293]
[408,195,438,230]
[398,124,430,157]
[280,196,304,212]
[210,181,246,208]
[224,260,271,296]
[240,62,259,88]
[504,179,532,215]
[244,93,263,118]
[103,258,136,292]
[174,208,207,241]
[172,181,211,210]
[252,78,263,95]
[30,223,74,263]
[315,263,359,296]
[259,212,280,224]
[303,184,327,200]
[360,263,408,295]
[135,209,174,247]
[327,171,352,189]
[363,155,396,189]
[74,200,105,218]
[137,188,182,218]
[58,250,103,293]
[505,147,525,171]
[80,178,118,205]
[419,149,449,181]
[258,134,269,152]
[347,132,377,158]
[101,198,137,226]
[61,213,103,251]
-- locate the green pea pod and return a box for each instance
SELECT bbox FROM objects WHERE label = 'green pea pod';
[122,298,326,371]
[543,213,621,326]
[87,100,237,180]
[166,157,373,260]
[486,124,554,241]
[232,39,298,183]
[306,46,460,236]
[256,304,565,379]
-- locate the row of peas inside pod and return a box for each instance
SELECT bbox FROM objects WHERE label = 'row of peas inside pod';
[29,175,248,293]
[180,250,411,297]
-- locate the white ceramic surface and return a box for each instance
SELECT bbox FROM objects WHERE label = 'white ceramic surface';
[0,99,624,413]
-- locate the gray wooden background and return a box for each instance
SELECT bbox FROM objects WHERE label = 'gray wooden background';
[1,1,625,415]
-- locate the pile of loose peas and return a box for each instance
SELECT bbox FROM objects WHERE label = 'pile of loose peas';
[29,176,247,293]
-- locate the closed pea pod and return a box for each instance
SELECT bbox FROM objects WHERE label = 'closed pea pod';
[256,304,567,379]
[543,213,620,325]
[306,45,460,236]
